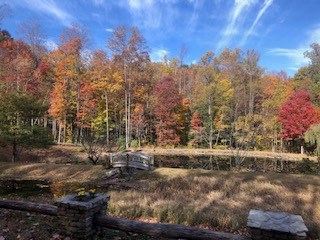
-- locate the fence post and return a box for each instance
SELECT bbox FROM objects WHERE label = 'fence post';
[55,193,109,240]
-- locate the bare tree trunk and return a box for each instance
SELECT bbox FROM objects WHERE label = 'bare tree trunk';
[52,117,57,141]
[124,62,129,149]
[12,139,17,163]
[243,83,247,116]
[215,130,220,146]
[300,145,304,154]
[128,80,131,148]
[138,130,141,149]
[208,99,213,149]
[70,123,73,144]
[44,115,48,128]
[63,123,66,144]
[125,90,129,149]
[79,126,83,143]
[249,75,254,117]
[179,44,187,93]
[119,111,121,140]
[105,93,109,145]
[58,121,62,144]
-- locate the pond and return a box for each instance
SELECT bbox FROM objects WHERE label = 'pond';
[0,155,318,197]
[0,179,106,198]
[0,179,52,196]
[153,154,319,174]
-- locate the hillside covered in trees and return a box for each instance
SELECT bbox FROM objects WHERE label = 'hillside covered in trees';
[1,4,320,158]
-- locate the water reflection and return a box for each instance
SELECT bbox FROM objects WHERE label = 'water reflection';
[154,155,315,174]
[0,180,51,196]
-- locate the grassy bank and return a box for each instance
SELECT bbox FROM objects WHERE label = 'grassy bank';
[1,145,316,165]
[140,147,317,161]
[108,168,320,237]
[0,163,106,182]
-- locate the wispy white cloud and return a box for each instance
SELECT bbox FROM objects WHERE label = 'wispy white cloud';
[150,48,169,62]
[128,0,154,10]
[12,0,74,27]
[122,0,180,34]
[44,39,58,51]
[186,0,202,32]
[241,0,273,45]
[91,0,105,6]
[105,28,113,32]
[126,0,162,29]
[268,47,309,67]
[307,24,320,43]
[217,0,256,50]
[289,67,299,71]
[268,24,320,70]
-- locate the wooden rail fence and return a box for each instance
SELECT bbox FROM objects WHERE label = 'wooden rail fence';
[0,199,248,240]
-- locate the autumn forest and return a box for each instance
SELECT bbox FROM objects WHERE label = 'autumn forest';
[2,2,320,239]
[1,11,320,160]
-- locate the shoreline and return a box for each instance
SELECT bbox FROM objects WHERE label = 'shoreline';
[137,147,317,161]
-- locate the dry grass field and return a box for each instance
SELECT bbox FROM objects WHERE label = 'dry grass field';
[0,162,319,238]
[108,168,320,237]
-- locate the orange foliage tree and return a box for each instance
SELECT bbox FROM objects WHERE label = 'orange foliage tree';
[48,37,83,143]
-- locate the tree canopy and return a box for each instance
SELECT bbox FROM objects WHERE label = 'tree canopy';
[1,11,320,155]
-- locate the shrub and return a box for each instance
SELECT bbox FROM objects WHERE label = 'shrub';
[296,158,317,174]
[76,147,85,152]
[117,136,126,151]
[130,139,139,150]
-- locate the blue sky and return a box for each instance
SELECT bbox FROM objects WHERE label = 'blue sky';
[2,0,320,76]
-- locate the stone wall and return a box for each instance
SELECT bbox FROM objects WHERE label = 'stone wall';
[55,193,109,240]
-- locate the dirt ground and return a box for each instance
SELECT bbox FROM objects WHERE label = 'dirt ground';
[0,163,106,182]
[0,145,89,164]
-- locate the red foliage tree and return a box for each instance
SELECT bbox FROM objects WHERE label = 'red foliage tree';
[0,40,38,94]
[152,76,183,146]
[279,89,319,141]
[189,110,205,147]
[77,75,98,128]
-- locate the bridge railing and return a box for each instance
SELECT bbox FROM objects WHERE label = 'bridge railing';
[110,152,154,170]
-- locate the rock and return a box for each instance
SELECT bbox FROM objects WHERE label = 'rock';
[247,209,308,240]
[105,168,120,179]
[52,233,60,239]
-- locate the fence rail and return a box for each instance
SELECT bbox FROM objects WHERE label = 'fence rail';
[0,199,248,240]
[95,215,248,240]
[0,199,57,216]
